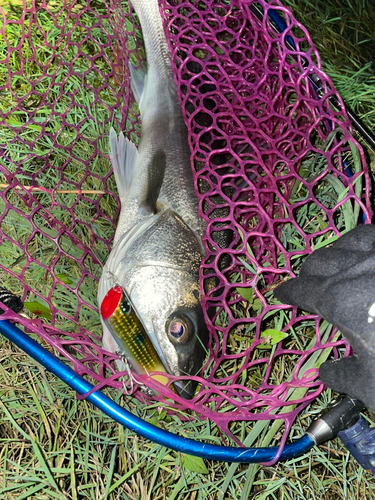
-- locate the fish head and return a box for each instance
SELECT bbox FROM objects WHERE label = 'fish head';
[105,209,207,399]
[127,265,207,399]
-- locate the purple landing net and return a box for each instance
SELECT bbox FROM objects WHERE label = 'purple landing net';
[0,0,371,452]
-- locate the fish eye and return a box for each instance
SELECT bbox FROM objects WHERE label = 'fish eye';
[167,315,192,344]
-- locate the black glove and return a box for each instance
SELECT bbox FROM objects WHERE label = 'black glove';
[274,224,375,412]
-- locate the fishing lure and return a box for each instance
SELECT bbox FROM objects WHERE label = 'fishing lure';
[100,286,169,387]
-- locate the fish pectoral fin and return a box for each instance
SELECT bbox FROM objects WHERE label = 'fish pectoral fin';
[129,61,147,106]
[140,149,166,213]
[109,127,138,198]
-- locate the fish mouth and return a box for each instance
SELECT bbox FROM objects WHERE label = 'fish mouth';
[172,323,208,400]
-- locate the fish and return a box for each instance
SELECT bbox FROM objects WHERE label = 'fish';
[97,0,207,399]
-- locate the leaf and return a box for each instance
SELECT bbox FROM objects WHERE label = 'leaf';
[24,301,52,320]
[55,273,73,284]
[181,454,208,474]
[261,329,289,344]
[252,298,262,311]
[236,287,254,303]
[258,329,289,349]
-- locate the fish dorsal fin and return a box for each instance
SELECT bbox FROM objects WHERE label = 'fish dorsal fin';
[140,149,166,213]
[109,127,138,199]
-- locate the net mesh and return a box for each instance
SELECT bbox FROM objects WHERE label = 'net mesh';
[0,0,372,455]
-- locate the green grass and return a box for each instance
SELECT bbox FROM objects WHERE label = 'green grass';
[1,349,375,500]
[2,352,375,500]
[0,0,375,498]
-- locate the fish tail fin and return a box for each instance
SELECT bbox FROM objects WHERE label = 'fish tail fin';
[109,127,138,199]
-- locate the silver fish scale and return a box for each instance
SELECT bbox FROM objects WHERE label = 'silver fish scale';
[133,78,205,242]
[99,208,207,396]
[130,0,205,240]
[123,209,203,272]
